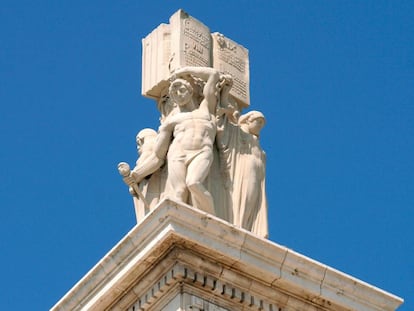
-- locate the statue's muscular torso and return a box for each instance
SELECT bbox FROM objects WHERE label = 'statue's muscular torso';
[162,110,216,162]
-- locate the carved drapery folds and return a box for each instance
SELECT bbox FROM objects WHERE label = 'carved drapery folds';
[119,10,268,238]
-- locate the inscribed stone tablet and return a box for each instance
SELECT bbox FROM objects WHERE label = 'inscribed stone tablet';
[212,32,250,108]
[169,9,212,73]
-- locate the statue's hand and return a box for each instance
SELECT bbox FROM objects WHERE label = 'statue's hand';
[170,67,192,81]
[123,175,136,187]
[172,67,185,76]
[219,74,233,88]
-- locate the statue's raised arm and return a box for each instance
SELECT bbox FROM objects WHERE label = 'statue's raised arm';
[172,66,220,114]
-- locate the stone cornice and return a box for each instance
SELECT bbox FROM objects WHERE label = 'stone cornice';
[51,199,403,311]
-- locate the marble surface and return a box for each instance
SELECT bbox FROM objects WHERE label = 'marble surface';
[51,199,403,311]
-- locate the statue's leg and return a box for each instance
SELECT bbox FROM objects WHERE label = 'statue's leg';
[186,152,215,215]
[167,159,188,204]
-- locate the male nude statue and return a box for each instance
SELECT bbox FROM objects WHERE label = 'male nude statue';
[124,66,220,215]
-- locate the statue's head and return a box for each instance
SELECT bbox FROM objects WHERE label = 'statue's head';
[136,128,157,155]
[169,78,193,107]
[239,110,266,137]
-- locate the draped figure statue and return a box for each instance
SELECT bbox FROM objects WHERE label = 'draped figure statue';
[234,111,268,237]
[214,75,268,237]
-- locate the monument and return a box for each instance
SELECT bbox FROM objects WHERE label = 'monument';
[51,10,403,311]
[120,9,267,238]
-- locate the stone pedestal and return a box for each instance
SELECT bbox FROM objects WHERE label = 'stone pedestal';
[51,199,403,311]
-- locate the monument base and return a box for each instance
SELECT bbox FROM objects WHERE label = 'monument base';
[51,199,403,311]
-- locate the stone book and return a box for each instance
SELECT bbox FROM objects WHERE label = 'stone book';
[142,9,250,108]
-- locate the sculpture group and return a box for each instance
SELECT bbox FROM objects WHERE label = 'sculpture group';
[119,10,268,238]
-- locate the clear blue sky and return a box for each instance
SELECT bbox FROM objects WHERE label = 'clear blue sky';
[1,1,412,310]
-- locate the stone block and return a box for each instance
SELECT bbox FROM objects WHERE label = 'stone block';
[212,32,250,108]
[141,10,250,108]
[141,23,171,99]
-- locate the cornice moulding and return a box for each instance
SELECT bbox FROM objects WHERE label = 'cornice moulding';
[51,199,403,311]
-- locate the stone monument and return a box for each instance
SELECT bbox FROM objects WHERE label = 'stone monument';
[121,9,267,238]
[51,9,403,311]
